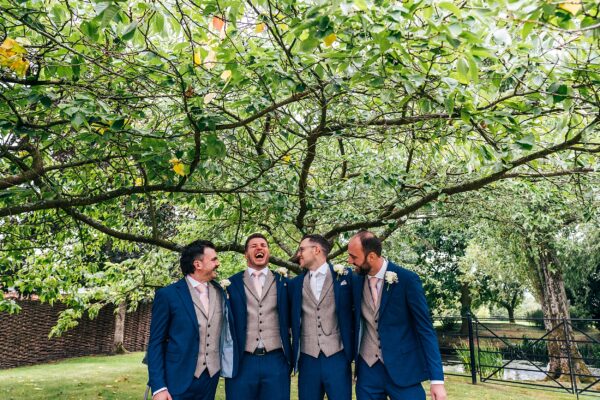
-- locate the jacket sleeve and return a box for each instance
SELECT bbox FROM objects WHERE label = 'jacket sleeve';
[406,272,445,381]
[147,288,170,392]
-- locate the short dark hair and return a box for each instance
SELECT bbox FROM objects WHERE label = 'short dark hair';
[356,230,382,257]
[244,233,268,252]
[180,240,216,275]
[302,234,332,257]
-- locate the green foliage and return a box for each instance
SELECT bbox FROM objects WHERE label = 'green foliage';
[1,0,599,333]
[454,343,504,378]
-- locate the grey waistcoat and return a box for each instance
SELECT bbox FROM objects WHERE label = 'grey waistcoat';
[359,277,383,366]
[187,280,223,377]
[300,269,343,358]
[243,269,282,352]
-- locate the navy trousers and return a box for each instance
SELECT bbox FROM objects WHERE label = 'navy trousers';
[356,357,426,400]
[298,351,352,400]
[225,350,290,400]
[171,370,220,400]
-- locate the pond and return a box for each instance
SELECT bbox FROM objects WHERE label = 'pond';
[444,359,600,381]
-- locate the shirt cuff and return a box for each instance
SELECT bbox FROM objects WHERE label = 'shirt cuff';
[430,380,445,385]
[152,387,168,396]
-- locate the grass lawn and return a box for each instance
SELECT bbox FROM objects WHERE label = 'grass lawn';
[0,352,580,400]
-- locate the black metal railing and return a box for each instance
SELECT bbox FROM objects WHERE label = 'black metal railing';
[434,314,600,398]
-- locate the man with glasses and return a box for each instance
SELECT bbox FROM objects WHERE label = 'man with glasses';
[290,234,354,400]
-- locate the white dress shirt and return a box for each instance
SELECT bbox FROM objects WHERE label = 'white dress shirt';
[309,262,329,301]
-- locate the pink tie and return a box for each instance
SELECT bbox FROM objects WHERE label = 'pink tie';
[369,277,379,308]
[253,272,263,298]
[196,284,209,313]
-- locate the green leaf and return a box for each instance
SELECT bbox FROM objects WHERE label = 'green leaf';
[80,21,99,42]
[99,4,120,28]
[204,134,226,158]
[439,2,462,18]
[549,83,568,103]
[121,22,137,41]
[515,134,535,150]
[456,57,470,84]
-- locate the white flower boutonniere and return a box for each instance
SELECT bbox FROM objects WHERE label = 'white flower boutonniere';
[275,267,289,279]
[219,279,231,298]
[333,264,349,280]
[384,271,398,290]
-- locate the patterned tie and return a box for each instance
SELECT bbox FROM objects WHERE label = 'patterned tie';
[196,284,209,313]
[369,276,379,308]
[252,271,263,298]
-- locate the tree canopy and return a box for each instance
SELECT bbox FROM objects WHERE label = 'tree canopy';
[1,0,599,320]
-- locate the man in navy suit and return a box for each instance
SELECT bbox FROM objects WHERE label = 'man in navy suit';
[347,231,447,400]
[289,234,354,400]
[225,233,292,400]
[147,240,235,400]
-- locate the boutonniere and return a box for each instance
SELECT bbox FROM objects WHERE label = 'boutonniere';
[275,267,289,279]
[384,271,398,290]
[333,264,349,281]
[219,279,231,298]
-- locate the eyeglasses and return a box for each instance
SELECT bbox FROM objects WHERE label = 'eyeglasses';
[297,245,317,254]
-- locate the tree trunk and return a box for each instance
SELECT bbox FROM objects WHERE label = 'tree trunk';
[459,282,472,335]
[113,302,128,354]
[538,246,591,381]
[507,306,515,324]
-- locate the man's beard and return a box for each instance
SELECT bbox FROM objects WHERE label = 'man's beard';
[355,260,371,276]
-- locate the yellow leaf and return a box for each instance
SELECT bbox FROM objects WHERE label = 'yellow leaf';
[278,23,289,32]
[9,58,29,77]
[324,33,337,47]
[282,154,291,163]
[204,92,217,104]
[1,38,26,54]
[220,70,232,81]
[255,23,266,33]
[193,51,202,66]
[135,178,144,186]
[172,162,186,176]
[169,157,180,164]
[558,1,582,15]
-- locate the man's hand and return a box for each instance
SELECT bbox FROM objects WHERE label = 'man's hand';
[430,383,447,400]
[152,390,172,400]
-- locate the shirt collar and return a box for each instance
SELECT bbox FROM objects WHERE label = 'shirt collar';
[187,275,208,288]
[247,267,269,277]
[311,262,329,276]
[372,259,388,280]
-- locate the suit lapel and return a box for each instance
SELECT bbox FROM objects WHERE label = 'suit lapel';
[330,264,342,317]
[263,269,275,299]
[176,278,199,327]
[378,264,396,316]
[207,282,218,322]
[318,269,333,306]
[354,274,364,320]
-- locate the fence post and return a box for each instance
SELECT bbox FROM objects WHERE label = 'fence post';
[467,312,477,384]
[562,317,578,399]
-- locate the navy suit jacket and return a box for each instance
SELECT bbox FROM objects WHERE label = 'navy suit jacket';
[147,278,236,395]
[227,269,292,372]
[289,264,354,370]
[353,262,444,386]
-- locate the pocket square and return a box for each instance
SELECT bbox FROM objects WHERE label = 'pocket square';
[340,280,348,286]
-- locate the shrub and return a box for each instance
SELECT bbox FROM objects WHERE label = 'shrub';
[525,309,545,328]
[454,343,504,378]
